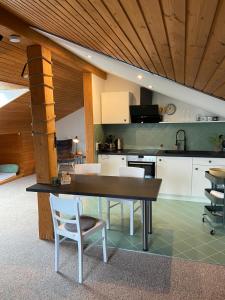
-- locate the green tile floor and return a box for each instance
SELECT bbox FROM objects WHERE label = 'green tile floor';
[81,197,225,265]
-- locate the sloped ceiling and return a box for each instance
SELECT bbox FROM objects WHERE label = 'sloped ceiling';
[0,24,84,133]
[0,0,225,101]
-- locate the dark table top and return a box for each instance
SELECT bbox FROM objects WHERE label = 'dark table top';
[26,174,162,201]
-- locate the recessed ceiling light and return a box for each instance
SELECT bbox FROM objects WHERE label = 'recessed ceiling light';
[9,34,21,43]
[137,74,143,80]
[87,55,92,59]
[148,85,153,89]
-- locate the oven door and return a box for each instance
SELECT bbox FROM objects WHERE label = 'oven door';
[127,161,155,178]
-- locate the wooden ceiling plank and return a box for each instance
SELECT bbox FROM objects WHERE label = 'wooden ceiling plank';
[0,0,83,45]
[160,0,186,84]
[0,4,107,78]
[120,0,166,76]
[185,0,218,87]
[17,0,101,52]
[95,0,149,70]
[204,58,225,93]
[139,0,175,79]
[52,0,126,61]
[194,0,225,91]
[0,40,27,54]
[2,0,138,66]
[76,0,137,64]
[103,0,156,73]
[34,0,117,57]
[213,82,225,100]
[0,77,27,86]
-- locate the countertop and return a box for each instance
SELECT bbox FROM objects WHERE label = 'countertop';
[97,149,225,158]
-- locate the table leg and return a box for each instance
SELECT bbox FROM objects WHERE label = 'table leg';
[142,200,149,251]
[148,201,152,234]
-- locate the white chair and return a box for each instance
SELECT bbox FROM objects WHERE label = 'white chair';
[74,163,102,218]
[49,193,107,284]
[106,167,145,236]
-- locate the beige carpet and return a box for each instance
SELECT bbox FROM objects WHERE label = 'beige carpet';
[1,175,225,300]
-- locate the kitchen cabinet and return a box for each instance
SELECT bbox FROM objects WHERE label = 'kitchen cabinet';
[98,155,126,176]
[101,91,132,124]
[192,158,225,198]
[156,156,193,196]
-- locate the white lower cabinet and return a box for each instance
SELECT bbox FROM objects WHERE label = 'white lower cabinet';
[191,165,212,197]
[156,156,193,196]
[98,155,126,176]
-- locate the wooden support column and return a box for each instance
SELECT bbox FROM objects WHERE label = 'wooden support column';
[83,73,95,163]
[27,45,57,240]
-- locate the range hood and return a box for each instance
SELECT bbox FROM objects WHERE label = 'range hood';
[130,87,162,123]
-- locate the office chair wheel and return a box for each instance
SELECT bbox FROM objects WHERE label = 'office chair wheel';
[210,229,215,235]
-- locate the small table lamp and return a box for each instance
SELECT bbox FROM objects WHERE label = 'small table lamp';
[73,136,79,154]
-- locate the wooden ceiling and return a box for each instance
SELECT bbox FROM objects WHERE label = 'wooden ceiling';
[0,0,225,100]
[0,25,83,132]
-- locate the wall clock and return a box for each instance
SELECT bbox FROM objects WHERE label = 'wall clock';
[165,103,176,115]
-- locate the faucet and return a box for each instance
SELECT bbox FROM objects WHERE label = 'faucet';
[176,129,186,151]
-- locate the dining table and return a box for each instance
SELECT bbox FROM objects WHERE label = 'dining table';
[26,174,162,251]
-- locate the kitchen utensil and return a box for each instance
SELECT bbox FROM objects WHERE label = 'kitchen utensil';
[115,138,123,150]
[209,168,225,178]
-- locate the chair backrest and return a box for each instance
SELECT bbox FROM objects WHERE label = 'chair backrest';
[119,166,145,178]
[56,139,73,159]
[49,193,81,236]
[75,163,101,175]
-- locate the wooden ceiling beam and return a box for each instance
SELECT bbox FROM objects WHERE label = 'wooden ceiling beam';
[0,5,107,79]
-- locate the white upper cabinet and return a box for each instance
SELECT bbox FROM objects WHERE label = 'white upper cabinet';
[101,91,133,124]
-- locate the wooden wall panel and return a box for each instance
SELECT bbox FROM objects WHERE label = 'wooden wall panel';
[0,132,35,177]
[20,132,35,176]
[1,0,225,100]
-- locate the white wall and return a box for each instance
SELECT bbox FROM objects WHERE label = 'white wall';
[152,93,223,122]
[56,107,85,154]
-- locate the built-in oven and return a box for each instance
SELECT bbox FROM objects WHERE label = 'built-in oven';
[127,155,156,178]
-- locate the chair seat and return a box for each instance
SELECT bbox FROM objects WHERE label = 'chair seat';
[64,215,98,232]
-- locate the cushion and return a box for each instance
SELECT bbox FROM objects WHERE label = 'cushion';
[64,215,98,232]
[57,139,73,160]
[0,164,19,173]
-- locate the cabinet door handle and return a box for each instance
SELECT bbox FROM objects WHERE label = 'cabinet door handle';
[195,167,198,170]
[209,160,212,163]
[159,159,162,162]
[124,119,127,122]
[122,157,125,160]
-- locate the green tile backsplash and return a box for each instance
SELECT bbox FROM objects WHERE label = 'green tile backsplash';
[97,123,225,151]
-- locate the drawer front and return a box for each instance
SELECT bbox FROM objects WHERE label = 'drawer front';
[193,157,225,166]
